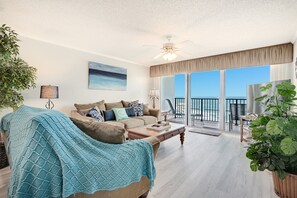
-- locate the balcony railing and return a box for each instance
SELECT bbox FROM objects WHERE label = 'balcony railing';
[174,97,247,122]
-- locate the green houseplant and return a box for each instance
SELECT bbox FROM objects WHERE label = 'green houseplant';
[246,81,297,197]
[0,24,37,110]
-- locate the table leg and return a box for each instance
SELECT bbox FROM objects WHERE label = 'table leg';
[180,132,185,145]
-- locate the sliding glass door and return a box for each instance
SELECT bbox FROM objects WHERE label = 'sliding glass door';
[190,71,220,128]
[225,65,270,130]
[160,65,270,131]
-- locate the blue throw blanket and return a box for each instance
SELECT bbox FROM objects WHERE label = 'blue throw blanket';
[0,106,155,198]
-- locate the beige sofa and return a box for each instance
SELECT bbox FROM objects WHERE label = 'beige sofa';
[71,100,160,130]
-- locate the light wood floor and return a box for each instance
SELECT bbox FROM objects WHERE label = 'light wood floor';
[0,128,278,198]
[148,128,278,198]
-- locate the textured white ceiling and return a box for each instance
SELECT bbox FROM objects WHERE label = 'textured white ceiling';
[1,0,297,66]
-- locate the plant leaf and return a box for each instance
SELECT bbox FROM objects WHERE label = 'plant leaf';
[277,170,287,180]
[280,137,297,156]
[266,120,282,135]
[255,95,267,102]
[250,161,258,171]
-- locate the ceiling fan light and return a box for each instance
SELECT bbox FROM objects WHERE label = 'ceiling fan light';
[163,52,177,61]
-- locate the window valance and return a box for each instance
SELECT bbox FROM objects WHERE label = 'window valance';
[150,43,293,77]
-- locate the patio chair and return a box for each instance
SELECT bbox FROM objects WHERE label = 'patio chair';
[229,103,247,131]
[165,99,183,118]
[165,99,202,125]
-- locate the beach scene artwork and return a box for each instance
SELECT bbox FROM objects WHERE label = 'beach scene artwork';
[88,61,127,90]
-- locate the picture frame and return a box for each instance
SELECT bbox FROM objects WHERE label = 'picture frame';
[88,61,127,91]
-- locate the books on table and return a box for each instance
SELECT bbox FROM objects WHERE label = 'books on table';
[146,123,171,131]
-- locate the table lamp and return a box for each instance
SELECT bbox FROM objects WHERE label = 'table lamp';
[149,89,159,109]
[40,85,59,109]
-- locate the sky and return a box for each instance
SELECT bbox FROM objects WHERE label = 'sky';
[174,65,270,98]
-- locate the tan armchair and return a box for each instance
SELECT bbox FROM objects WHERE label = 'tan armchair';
[69,136,160,198]
[1,134,160,198]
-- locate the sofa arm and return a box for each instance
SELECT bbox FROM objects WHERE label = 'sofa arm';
[149,109,160,120]
[142,136,160,158]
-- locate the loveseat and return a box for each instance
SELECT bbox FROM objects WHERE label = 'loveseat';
[71,100,160,130]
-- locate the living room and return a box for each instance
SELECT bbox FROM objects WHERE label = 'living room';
[1,1,297,198]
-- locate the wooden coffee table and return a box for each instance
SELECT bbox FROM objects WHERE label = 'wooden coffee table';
[128,123,186,145]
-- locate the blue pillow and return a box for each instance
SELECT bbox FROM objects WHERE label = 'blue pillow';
[125,107,136,117]
[86,107,104,122]
[103,110,116,121]
[129,103,143,116]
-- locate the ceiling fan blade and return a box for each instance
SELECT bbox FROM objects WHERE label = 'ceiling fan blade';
[154,52,165,59]
[176,51,191,57]
[142,44,159,48]
[176,40,196,48]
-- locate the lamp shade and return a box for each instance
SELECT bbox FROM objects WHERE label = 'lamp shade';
[40,85,59,99]
[149,89,159,97]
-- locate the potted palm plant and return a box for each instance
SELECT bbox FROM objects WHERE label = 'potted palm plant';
[0,24,37,111]
[246,81,297,197]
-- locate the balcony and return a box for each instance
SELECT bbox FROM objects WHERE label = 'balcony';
[172,97,247,128]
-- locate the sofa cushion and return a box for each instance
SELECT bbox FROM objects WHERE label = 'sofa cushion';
[129,103,144,116]
[122,100,139,108]
[125,107,136,117]
[78,107,95,116]
[113,108,129,121]
[70,117,125,144]
[143,104,150,115]
[135,116,158,125]
[105,102,123,110]
[74,100,106,112]
[103,110,116,121]
[86,107,104,122]
[149,109,160,119]
[118,118,145,129]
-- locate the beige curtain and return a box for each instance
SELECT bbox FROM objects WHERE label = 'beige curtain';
[150,43,293,77]
[270,63,293,82]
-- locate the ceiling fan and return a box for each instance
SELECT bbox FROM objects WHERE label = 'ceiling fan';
[153,36,191,61]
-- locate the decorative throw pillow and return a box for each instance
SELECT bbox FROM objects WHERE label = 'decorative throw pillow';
[121,100,139,108]
[125,107,136,117]
[74,100,106,112]
[137,103,144,116]
[86,107,104,122]
[112,108,129,121]
[70,117,125,144]
[129,102,144,116]
[103,110,116,121]
[143,104,150,115]
[77,107,94,116]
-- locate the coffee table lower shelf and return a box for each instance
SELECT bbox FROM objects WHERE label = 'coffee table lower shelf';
[127,123,186,145]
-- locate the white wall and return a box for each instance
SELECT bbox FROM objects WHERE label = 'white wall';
[0,36,151,117]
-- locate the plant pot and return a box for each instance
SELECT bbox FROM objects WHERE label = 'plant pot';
[272,171,297,198]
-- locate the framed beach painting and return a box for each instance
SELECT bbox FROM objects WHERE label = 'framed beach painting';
[88,61,127,90]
